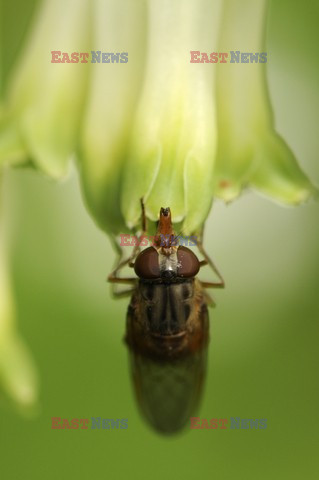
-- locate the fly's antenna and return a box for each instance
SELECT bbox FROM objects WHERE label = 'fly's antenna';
[140,198,147,233]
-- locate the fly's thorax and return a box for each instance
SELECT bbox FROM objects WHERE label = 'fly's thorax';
[137,279,196,336]
[126,277,209,360]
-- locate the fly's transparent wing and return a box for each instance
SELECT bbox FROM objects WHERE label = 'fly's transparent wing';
[128,345,208,434]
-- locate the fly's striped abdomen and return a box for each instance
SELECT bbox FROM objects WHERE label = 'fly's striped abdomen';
[125,279,209,434]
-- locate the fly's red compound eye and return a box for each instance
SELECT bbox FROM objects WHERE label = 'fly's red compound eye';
[177,246,200,278]
[134,247,160,279]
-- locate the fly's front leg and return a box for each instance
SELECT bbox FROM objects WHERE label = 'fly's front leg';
[197,228,225,289]
[107,198,147,297]
[107,247,139,298]
[107,239,143,300]
[108,250,138,296]
[107,242,140,282]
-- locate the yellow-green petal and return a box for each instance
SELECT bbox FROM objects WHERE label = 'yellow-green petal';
[121,0,220,235]
[0,0,91,178]
[0,177,38,409]
[79,0,147,234]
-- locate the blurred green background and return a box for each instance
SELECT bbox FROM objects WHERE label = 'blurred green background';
[1,0,319,479]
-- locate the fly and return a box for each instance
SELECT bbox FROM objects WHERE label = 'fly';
[108,202,224,434]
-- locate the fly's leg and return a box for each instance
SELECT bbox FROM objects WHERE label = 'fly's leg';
[202,289,216,307]
[107,244,139,282]
[200,280,224,289]
[107,198,147,296]
[108,243,140,297]
[108,255,138,297]
[108,198,147,279]
[196,278,216,307]
[197,229,225,289]
[109,285,136,299]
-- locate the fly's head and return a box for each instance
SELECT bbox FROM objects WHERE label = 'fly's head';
[134,206,200,281]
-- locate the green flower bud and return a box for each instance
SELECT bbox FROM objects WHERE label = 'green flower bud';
[214,0,317,204]
[0,177,38,409]
[120,0,220,235]
[0,0,91,177]
[79,0,147,234]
